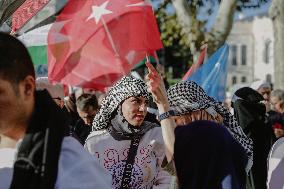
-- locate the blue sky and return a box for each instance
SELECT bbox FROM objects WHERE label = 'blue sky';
[152,0,272,30]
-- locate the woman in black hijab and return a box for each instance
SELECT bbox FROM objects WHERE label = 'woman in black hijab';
[232,87,272,189]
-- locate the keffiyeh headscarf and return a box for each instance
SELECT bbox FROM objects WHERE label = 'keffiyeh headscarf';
[92,76,151,131]
[167,81,253,171]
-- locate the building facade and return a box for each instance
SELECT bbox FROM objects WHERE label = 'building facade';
[226,14,274,93]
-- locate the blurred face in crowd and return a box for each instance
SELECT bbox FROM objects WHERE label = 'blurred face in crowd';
[270,96,284,113]
[121,96,148,127]
[172,110,223,126]
[77,106,97,126]
[257,87,271,102]
[0,76,35,139]
[274,128,284,139]
[257,87,271,112]
[52,97,65,108]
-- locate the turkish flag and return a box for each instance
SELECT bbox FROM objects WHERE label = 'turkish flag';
[48,0,163,91]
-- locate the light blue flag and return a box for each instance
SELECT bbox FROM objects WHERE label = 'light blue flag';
[187,43,229,102]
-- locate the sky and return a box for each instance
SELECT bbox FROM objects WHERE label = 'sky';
[152,0,272,30]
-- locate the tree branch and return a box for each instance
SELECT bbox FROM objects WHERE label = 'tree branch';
[205,0,237,54]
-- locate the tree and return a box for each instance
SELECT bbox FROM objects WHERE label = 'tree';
[154,0,268,78]
[269,0,284,88]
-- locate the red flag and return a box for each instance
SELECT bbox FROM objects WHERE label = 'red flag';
[48,0,163,91]
[12,0,51,32]
[182,45,207,81]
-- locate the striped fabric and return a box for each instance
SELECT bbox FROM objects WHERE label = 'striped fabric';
[12,0,50,31]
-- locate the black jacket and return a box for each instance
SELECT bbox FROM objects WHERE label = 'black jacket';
[10,90,69,189]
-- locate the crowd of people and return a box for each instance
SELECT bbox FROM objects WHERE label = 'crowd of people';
[0,32,284,189]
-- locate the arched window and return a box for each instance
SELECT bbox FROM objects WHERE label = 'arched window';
[266,74,272,83]
[241,45,247,65]
[231,45,237,66]
[232,76,237,85]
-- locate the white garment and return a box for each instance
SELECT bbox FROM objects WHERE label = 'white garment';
[267,137,284,189]
[0,136,111,189]
[85,127,171,189]
[0,148,16,189]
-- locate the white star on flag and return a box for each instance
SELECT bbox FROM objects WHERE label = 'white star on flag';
[86,1,113,24]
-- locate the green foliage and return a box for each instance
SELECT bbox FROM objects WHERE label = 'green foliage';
[155,3,193,78]
[152,0,270,79]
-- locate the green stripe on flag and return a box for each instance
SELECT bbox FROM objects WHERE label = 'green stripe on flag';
[27,45,47,66]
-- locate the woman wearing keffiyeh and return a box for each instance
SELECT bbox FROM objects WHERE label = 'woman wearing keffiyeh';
[146,64,251,188]
[167,81,253,172]
[85,63,171,189]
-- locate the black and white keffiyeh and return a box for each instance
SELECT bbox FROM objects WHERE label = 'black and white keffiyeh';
[92,76,151,131]
[167,81,254,171]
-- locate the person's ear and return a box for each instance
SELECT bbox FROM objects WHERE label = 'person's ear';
[20,75,35,99]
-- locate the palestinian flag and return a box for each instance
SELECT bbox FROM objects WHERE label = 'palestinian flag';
[18,24,51,66]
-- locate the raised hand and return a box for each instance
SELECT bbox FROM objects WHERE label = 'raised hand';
[145,62,168,106]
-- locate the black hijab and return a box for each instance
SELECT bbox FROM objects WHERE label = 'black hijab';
[232,87,272,189]
[174,121,247,189]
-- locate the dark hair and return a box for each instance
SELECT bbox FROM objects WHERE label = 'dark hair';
[0,32,35,84]
[76,93,99,111]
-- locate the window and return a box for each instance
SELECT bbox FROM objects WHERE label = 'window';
[266,74,272,83]
[231,45,237,66]
[241,76,247,83]
[241,45,247,65]
[264,40,271,64]
[232,76,237,85]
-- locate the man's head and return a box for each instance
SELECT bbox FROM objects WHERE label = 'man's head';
[250,80,272,102]
[250,80,272,112]
[271,89,284,113]
[0,32,36,139]
[167,81,224,126]
[76,94,99,125]
[272,123,284,139]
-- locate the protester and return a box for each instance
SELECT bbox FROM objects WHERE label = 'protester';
[71,93,99,144]
[174,121,247,189]
[266,89,284,142]
[142,65,250,189]
[232,87,272,189]
[270,89,284,114]
[0,32,111,189]
[272,123,284,139]
[166,81,253,171]
[85,71,171,188]
[250,80,272,112]
[64,92,81,127]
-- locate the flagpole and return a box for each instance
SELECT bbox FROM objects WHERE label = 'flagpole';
[101,18,119,57]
